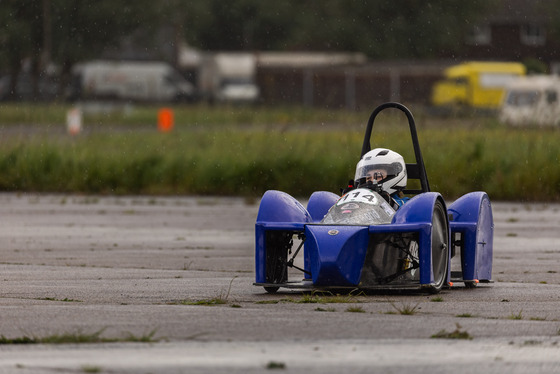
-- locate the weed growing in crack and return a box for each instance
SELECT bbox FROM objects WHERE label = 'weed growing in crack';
[389,301,420,315]
[38,297,82,303]
[315,307,336,312]
[176,277,237,306]
[431,323,473,340]
[0,329,160,345]
[346,306,366,313]
[82,366,102,373]
[266,361,286,369]
[284,291,362,304]
[508,310,523,320]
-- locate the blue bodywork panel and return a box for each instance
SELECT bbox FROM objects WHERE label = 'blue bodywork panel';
[307,191,340,222]
[305,225,370,286]
[448,192,494,284]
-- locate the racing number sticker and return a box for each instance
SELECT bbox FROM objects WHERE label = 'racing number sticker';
[337,189,379,206]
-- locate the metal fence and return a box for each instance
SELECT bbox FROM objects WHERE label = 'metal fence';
[256,63,445,110]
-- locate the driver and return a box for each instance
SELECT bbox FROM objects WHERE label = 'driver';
[353,148,409,209]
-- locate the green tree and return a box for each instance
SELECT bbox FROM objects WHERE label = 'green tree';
[0,1,44,99]
[178,0,494,58]
[50,1,159,88]
[0,0,159,99]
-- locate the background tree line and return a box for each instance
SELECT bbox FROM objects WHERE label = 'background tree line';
[0,0,540,100]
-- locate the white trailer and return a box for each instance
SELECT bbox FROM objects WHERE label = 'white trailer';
[500,75,560,126]
[197,53,259,103]
[70,61,195,102]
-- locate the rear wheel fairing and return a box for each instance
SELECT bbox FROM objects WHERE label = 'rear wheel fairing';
[448,192,494,284]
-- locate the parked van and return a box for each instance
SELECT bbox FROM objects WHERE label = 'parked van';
[500,75,560,126]
[69,61,196,102]
[431,61,526,111]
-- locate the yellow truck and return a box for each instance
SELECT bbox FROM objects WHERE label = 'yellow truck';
[431,62,526,111]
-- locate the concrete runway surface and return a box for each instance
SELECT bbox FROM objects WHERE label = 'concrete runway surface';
[0,193,558,373]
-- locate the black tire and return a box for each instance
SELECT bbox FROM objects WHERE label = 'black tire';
[429,199,449,293]
[264,231,291,288]
[264,286,279,294]
[464,281,477,289]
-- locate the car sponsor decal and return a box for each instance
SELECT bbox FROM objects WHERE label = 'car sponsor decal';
[380,201,395,216]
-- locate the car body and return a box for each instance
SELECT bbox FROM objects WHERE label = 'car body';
[254,102,493,293]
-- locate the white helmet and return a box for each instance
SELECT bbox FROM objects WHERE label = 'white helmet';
[354,148,407,194]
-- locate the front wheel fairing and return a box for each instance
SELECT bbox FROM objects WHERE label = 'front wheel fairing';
[320,188,395,226]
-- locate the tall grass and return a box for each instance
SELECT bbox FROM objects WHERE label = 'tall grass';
[0,104,558,200]
[0,127,359,196]
[423,126,560,201]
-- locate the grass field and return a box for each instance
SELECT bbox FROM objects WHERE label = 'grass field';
[0,102,558,201]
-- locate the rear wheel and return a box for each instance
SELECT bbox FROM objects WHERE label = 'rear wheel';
[429,200,449,293]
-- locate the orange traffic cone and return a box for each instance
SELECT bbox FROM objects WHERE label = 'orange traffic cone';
[157,108,174,132]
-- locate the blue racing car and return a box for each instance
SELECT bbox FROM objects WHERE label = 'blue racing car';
[254,102,493,293]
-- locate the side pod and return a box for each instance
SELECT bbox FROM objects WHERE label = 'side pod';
[448,192,494,286]
[255,190,311,284]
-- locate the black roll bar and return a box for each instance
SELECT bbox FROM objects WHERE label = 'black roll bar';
[360,102,430,194]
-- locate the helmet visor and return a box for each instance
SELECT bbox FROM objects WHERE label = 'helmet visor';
[355,162,403,184]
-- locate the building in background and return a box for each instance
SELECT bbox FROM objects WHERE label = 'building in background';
[441,0,560,70]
